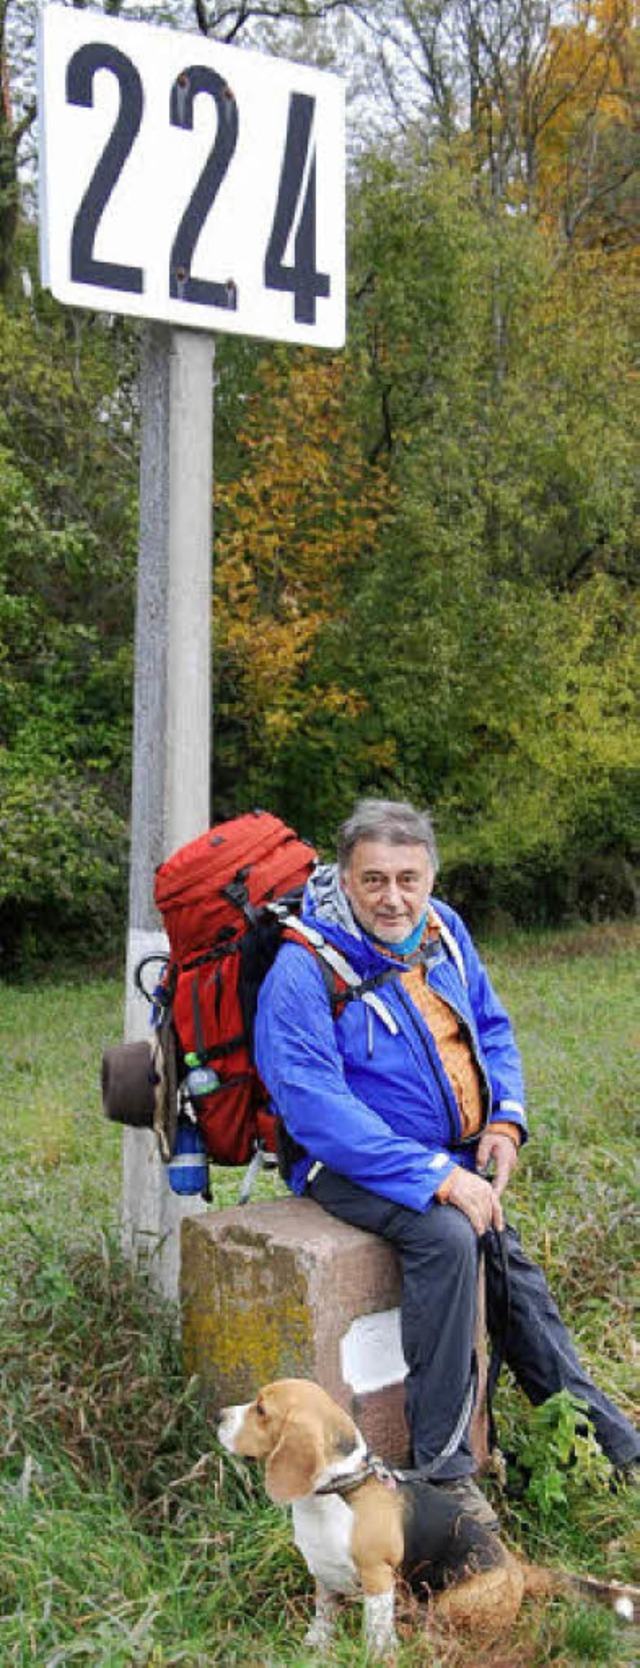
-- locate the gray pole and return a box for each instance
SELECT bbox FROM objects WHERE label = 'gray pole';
[121,322,214,1302]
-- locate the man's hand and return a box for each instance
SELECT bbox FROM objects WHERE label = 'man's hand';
[444,1168,504,1234]
[476,1130,519,1198]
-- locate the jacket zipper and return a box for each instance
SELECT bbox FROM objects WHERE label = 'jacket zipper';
[433,985,494,1136]
[393,982,460,1146]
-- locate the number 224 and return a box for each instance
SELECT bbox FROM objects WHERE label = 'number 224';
[66,42,330,325]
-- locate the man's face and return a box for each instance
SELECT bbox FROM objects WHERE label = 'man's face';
[340,839,434,944]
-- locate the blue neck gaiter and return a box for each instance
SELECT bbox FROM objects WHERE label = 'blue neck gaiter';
[368,912,428,958]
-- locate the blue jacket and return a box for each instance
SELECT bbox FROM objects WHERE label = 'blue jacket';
[254,868,527,1212]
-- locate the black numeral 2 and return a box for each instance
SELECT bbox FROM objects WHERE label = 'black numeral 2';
[67,43,144,294]
[169,65,238,310]
[65,47,332,324]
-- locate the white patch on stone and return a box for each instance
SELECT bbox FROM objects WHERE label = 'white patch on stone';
[340,1308,407,1394]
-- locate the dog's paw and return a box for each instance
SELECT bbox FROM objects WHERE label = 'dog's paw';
[303,1617,336,1654]
[365,1641,399,1667]
[364,1591,398,1662]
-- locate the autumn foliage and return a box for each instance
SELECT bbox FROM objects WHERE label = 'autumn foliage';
[213,354,391,762]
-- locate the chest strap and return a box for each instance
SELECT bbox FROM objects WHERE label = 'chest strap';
[277,913,400,1035]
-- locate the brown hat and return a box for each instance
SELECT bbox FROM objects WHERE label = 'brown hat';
[101,1018,178,1162]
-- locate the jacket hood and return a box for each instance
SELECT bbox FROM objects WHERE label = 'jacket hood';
[303,862,363,938]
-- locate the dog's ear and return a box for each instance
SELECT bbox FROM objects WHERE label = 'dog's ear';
[265,1410,326,1504]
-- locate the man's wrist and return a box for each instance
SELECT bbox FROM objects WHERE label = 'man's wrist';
[488,1121,521,1148]
[435,1166,461,1203]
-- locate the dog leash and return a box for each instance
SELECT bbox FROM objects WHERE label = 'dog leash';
[485,1224,511,1454]
[393,1355,479,1487]
[402,1225,511,1479]
[316,1363,479,1499]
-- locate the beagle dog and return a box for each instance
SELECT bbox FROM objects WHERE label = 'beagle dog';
[218,1378,638,1660]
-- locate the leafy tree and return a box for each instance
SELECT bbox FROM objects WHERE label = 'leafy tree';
[531,0,639,250]
[0,437,130,965]
[300,141,640,917]
[0,230,142,963]
[0,0,36,289]
[212,351,391,822]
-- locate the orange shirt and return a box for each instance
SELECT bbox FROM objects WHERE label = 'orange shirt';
[401,962,485,1137]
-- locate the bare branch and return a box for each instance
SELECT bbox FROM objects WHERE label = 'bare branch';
[195,0,349,44]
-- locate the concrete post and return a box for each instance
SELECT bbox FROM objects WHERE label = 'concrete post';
[121,323,214,1302]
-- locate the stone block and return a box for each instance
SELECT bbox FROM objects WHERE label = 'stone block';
[180,1195,410,1464]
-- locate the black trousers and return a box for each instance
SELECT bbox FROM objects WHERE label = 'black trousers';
[308,1166,639,1477]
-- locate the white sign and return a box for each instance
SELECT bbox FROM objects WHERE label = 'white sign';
[37,4,345,348]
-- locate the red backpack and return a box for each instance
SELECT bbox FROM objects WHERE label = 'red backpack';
[103,809,399,1190]
[150,811,318,1168]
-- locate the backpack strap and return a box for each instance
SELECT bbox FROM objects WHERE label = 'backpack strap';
[277,914,400,1035]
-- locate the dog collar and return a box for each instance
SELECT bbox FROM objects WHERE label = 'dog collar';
[314,1453,399,1498]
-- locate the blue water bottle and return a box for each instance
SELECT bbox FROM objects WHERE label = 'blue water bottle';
[168,1115,209,1196]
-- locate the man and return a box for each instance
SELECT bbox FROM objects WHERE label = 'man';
[254,798,639,1519]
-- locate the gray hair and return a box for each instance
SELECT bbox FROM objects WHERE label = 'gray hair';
[337,798,439,875]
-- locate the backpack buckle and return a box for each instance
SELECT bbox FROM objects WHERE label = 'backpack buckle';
[223,870,250,913]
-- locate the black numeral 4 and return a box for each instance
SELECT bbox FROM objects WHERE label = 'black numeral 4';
[264,93,330,324]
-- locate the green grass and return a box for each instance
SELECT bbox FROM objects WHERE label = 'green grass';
[0,925,638,1667]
